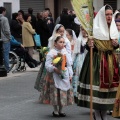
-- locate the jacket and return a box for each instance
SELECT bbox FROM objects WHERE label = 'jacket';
[0,14,11,43]
[22,22,35,47]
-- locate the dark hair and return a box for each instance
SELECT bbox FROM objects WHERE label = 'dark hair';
[0,7,6,14]
[18,10,24,16]
[56,25,64,32]
[105,5,113,11]
[55,36,63,43]
[62,7,68,14]
[28,8,33,14]
[115,19,120,22]
[24,14,31,21]
[36,12,43,20]
[116,13,120,19]
[66,29,73,36]
[45,8,50,11]
[12,12,18,20]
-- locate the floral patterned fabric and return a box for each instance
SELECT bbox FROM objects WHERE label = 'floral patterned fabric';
[39,72,74,106]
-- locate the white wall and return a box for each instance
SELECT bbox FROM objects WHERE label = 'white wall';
[93,0,103,12]
[0,0,20,13]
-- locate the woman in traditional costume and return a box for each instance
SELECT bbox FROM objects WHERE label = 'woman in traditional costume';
[72,26,88,101]
[76,5,119,120]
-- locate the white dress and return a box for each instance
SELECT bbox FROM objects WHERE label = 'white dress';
[45,48,73,91]
[72,36,88,98]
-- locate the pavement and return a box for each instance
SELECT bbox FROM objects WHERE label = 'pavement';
[0,50,118,120]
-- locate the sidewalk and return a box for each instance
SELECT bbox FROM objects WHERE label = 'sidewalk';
[0,50,40,80]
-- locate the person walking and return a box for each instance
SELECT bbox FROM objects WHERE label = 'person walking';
[0,6,11,72]
[40,36,74,117]
[76,5,119,120]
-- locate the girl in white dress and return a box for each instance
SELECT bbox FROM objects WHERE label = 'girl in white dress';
[66,29,77,55]
[42,36,74,117]
[72,26,88,100]
[48,24,72,64]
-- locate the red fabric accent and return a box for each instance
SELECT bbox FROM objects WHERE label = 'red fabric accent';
[100,54,119,89]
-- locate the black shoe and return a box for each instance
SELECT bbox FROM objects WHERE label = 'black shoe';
[37,61,41,66]
[93,113,96,120]
[59,112,66,117]
[52,112,59,117]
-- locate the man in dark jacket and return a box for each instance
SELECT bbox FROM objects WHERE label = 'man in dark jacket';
[28,8,36,29]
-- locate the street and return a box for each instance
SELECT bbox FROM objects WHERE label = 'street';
[0,67,118,120]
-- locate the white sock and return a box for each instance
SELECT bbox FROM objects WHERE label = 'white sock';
[101,111,108,120]
[53,105,58,114]
[94,110,102,120]
[59,105,63,113]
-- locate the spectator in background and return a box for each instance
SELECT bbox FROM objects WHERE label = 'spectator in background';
[45,7,52,17]
[0,6,11,72]
[36,12,51,47]
[22,14,36,58]
[43,10,54,35]
[18,9,25,25]
[28,8,36,29]
[59,7,74,29]
[10,13,22,43]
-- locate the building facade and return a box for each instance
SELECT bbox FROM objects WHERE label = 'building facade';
[0,0,120,21]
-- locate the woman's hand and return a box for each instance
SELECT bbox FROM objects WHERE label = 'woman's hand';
[54,67,61,74]
[21,44,24,48]
[87,39,94,48]
[112,39,118,47]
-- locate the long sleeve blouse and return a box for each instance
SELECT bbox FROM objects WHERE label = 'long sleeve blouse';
[45,48,73,91]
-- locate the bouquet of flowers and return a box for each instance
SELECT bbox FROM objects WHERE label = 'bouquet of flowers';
[52,53,66,79]
[38,47,49,62]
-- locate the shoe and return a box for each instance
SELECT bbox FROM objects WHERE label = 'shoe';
[107,110,112,115]
[52,112,59,117]
[93,113,96,120]
[59,112,66,117]
[37,61,41,66]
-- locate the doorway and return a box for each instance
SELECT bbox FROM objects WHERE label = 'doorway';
[4,2,12,22]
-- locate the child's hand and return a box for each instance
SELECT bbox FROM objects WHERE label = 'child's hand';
[54,68,61,74]
[69,77,72,83]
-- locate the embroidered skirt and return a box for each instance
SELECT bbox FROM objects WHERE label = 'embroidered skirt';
[39,72,74,106]
[76,52,119,110]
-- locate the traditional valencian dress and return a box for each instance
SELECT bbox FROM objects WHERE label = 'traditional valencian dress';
[39,48,74,106]
[76,5,119,111]
[34,24,72,92]
[72,30,88,101]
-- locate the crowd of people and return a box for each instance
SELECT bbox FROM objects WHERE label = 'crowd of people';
[34,4,120,120]
[1,4,120,120]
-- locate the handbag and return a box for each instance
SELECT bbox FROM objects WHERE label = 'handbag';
[33,34,41,47]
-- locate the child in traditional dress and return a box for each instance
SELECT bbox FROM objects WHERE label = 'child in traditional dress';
[72,26,88,101]
[42,36,74,117]
[34,24,72,92]
[66,29,77,55]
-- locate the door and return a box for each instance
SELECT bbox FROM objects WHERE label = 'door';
[4,3,12,22]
